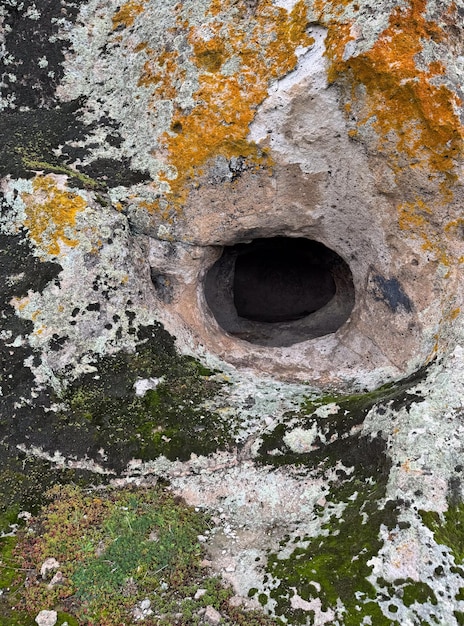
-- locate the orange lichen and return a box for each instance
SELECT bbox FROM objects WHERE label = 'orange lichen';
[398,198,431,232]
[398,198,448,263]
[444,218,464,236]
[314,0,463,269]
[134,0,313,210]
[112,1,146,29]
[23,175,87,257]
[317,0,463,189]
[138,50,186,101]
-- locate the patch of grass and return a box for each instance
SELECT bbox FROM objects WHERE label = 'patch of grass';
[0,444,107,626]
[0,536,20,591]
[7,484,279,626]
[0,508,36,626]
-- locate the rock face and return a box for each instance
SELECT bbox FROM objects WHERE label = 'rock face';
[1,0,464,624]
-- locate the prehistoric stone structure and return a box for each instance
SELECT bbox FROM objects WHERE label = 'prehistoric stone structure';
[1,0,464,624]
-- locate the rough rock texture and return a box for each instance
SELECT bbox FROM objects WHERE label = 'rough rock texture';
[1,0,464,624]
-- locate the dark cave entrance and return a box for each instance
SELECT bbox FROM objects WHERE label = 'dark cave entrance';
[233,239,336,322]
[204,237,355,347]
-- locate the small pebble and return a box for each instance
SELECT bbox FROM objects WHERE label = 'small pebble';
[47,571,63,589]
[40,558,60,580]
[35,610,57,626]
[194,588,207,600]
[204,605,222,625]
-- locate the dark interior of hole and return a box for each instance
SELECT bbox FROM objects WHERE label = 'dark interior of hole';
[204,236,355,347]
[233,239,336,322]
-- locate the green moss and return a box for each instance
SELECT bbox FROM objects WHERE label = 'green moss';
[254,481,445,625]
[400,580,437,607]
[420,503,464,565]
[257,364,427,470]
[57,615,79,626]
[245,358,436,624]
[379,576,440,615]
[0,507,20,536]
[0,443,106,519]
[0,613,35,626]
[455,611,464,625]
[67,487,207,621]
[52,324,233,472]
[0,536,20,590]
[22,157,100,189]
[254,480,398,624]
[0,510,35,626]
[0,443,109,624]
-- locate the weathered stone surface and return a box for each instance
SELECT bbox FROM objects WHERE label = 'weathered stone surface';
[1,0,464,624]
[34,610,57,626]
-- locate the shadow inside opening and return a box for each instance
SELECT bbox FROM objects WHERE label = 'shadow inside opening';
[204,237,355,347]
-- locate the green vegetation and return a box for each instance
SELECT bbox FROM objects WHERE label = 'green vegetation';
[2,484,279,626]
[250,364,441,625]
[252,480,444,624]
[257,366,426,469]
[55,325,233,470]
[0,445,107,625]
[22,157,99,189]
[251,480,399,625]
[420,502,464,566]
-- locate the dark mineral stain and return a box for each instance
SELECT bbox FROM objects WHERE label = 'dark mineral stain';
[0,101,149,189]
[0,230,61,407]
[0,100,89,181]
[78,157,150,187]
[2,0,83,109]
[372,275,413,313]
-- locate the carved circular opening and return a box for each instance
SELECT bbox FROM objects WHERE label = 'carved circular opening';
[204,237,355,347]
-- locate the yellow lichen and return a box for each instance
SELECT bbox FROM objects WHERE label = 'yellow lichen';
[444,218,464,237]
[22,175,87,257]
[11,296,30,312]
[133,0,314,210]
[112,0,146,29]
[398,198,448,263]
[317,0,463,188]
[313,0,463,268]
